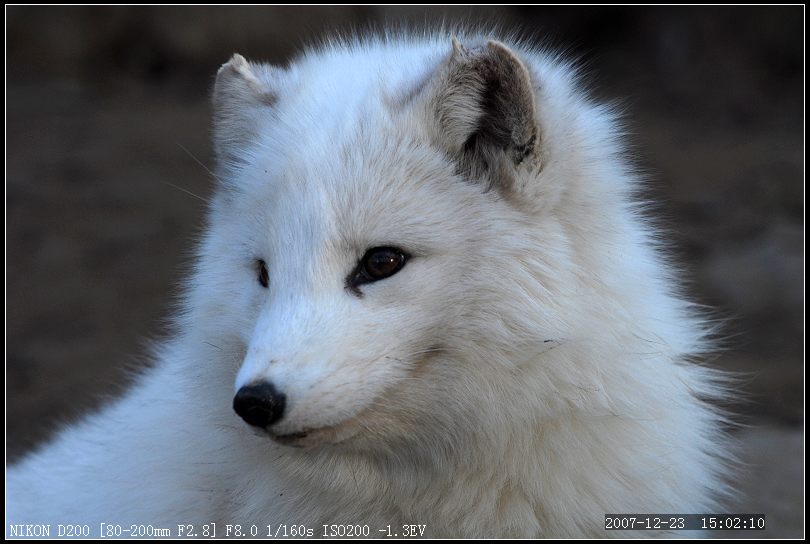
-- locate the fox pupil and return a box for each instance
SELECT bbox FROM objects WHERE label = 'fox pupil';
[258,259,269,288]
[365,248,405,280]
[345,247,409,295]
[364,248,406,279]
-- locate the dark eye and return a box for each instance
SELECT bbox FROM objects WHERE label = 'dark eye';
[363,247,408,279]
[347,247,409,294]
[257,259,269,288]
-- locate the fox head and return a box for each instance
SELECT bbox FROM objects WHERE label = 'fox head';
[185,36,680,455]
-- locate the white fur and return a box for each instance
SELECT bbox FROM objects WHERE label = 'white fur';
[7,31,735,537]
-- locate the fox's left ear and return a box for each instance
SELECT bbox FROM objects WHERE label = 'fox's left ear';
[428,39,541,197]
[212,54,279,170]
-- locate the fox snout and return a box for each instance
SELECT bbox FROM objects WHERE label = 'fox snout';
[233,382,286,428]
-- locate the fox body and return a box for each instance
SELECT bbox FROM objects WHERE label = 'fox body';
[8,33,732,537]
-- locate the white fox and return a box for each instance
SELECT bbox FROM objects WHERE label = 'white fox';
[7,32,734,537]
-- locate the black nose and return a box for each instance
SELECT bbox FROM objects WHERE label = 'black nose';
[233,382,286,428]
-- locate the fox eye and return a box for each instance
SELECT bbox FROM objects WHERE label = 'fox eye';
[347,247,409,293]
[362,247,408,281]
[257,259,269,288]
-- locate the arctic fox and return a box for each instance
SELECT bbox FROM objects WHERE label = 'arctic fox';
[7,33,733,537]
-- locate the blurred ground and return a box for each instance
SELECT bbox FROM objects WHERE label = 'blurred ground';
[5,6,804,538]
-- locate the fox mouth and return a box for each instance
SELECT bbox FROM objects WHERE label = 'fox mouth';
[264,408,372,448]
[259,352,440,448]
[269,430,310,446]
[264,420,358,448]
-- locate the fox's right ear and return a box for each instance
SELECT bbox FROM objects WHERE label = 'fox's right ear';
[212,54,279,170]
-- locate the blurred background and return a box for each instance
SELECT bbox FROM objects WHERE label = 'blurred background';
[6,6,803,537]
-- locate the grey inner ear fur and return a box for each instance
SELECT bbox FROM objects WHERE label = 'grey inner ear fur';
[434,41,539,194]
[212,54,278,172]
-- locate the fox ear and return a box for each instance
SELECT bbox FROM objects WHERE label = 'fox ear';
[212,54,278,169]
[431,39,540,194]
